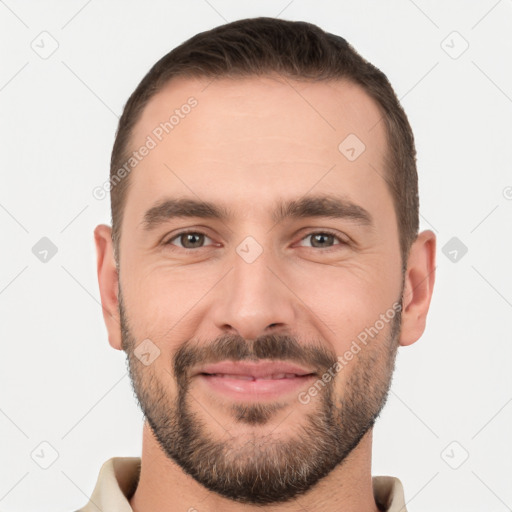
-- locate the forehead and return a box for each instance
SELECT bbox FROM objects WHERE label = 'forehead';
[126,75,390,223]
[132,74,387,155]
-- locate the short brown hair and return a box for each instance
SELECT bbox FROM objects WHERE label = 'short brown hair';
[110,17,419,269]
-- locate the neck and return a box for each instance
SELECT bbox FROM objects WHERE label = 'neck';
[129,422,380,512]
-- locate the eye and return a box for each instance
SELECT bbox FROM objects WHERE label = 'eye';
[164,230,215,250]
[297,230,348,250]
[163,229,348,252]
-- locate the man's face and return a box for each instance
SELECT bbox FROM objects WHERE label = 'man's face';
[118,76,405,504]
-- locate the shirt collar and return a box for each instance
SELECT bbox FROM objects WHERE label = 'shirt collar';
[78,457,407,512]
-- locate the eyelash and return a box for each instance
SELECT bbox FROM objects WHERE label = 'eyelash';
[163,229,349,252]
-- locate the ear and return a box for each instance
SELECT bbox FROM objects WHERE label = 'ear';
[94,224,122,350]
[399,229,436,347]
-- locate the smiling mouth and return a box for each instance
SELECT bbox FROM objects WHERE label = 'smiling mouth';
[197,372,318,400]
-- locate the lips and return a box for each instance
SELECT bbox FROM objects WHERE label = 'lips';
[207,373,305,381]
[195,361,316,380]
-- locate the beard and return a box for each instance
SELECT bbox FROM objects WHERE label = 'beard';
[119,289,403,506]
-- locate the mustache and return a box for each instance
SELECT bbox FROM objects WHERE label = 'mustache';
[173,333,338,383]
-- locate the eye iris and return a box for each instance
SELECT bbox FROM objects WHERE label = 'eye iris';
[181,233,204,248]
[174,233,338,249]
[311,233,334,248]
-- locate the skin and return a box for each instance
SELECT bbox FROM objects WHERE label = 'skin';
[94,75,436,512]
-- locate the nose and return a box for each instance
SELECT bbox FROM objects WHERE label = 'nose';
[209,246,297,341]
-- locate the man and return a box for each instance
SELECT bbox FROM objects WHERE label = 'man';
[81,16,436,512]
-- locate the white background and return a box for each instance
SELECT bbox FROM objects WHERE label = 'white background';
[1,1,511,511]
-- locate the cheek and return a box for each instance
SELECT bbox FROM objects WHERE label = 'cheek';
[123,265,220,388]
[121,263,218,351]
[286,262,400,387]
[122,239,400,357]
[290,259,394,326]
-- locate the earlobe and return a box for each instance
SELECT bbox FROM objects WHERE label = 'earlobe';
[399,230,437,347]
[94,224,123,350]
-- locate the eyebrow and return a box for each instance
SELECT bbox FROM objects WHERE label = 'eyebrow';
[140,194,374,231]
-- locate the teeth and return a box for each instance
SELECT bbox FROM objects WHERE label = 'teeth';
[218,374,254,380]
[209,373,300,380]
[260,373,299,379]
